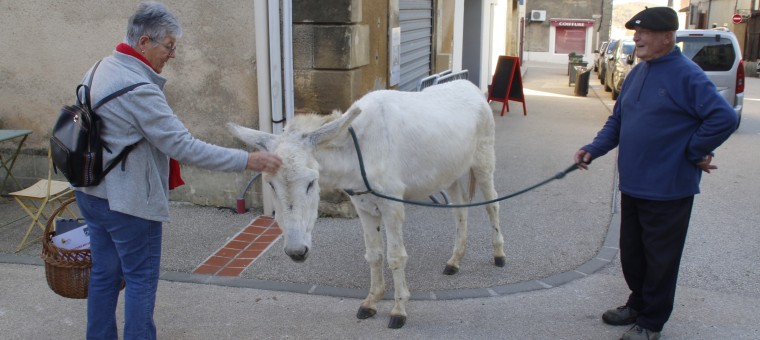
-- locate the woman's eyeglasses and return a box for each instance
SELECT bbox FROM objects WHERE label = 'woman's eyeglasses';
[150,38,177,54]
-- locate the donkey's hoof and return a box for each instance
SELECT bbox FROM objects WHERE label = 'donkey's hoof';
[442,264,459,275]
[388,315,407,329]
[494,256,507,267]
[356,306,376,319]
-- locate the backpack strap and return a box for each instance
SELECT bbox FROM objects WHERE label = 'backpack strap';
[102,143,138,176]
[90,81,150,180]
[91,81,149,153]
[86,60,101,88]
[77,60,103,109]
[93,82,150,110]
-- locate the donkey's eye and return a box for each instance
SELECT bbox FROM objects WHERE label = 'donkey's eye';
[268,181,276,192]
[306,180,315,193]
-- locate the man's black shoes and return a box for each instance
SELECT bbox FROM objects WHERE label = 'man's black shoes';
[602,305,639,326]
[620,324,661,340]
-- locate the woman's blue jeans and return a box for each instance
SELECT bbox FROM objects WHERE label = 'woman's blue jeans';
[75,191,162,340]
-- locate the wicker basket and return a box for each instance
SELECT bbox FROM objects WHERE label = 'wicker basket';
[41,197,92,299]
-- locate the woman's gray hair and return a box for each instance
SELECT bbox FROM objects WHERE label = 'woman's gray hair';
[125,2,183,48]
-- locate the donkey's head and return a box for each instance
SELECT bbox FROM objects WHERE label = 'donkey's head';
[228,107,361,262]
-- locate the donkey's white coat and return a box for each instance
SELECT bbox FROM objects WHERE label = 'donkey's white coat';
[228,80,504,328]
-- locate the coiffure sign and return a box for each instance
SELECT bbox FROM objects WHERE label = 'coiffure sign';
[551,19,595,27]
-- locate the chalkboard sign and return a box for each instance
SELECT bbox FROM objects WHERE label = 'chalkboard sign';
[488,56,527,116]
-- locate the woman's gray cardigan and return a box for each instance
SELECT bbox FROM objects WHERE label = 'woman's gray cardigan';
[75,51,249,222]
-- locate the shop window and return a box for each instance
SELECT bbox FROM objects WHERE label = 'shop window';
[555,26,586,54]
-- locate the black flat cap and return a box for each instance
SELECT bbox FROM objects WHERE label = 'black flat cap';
[625,7,679,31]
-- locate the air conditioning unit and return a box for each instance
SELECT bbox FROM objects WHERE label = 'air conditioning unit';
[531,10,546,22]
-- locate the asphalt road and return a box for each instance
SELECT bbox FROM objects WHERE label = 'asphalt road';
[1,62,758,339]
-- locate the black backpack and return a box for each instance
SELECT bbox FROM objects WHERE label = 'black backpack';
[50,60,148,187]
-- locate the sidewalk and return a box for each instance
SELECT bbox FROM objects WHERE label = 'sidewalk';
[1,61,758,339]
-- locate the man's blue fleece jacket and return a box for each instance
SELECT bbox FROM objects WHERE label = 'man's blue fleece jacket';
[582,46,738,200]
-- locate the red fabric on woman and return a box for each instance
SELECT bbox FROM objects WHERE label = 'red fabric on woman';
[115,43,185,190]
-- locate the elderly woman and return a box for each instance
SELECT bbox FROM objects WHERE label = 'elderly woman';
[73,2,281,339]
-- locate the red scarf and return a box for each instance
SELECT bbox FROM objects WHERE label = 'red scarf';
[116,43,185,190]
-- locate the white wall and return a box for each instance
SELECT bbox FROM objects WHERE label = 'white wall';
[524,26,595,64]
[488,1,509,86]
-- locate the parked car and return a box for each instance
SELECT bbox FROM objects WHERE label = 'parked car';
[598,39,620,83]
[594,41,608,72]
[606,39,637,100]
[604,38,636,99]
[676,29,744,127]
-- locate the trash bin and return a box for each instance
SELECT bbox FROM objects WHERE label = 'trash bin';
[567,53,585,74]
[568,62,588,86]
[568,61,587,75]
[574,66,591,96]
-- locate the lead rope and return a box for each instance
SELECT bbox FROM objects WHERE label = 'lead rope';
[344,127,582,208]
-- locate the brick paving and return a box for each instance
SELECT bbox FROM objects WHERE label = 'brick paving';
[192,216,281,277]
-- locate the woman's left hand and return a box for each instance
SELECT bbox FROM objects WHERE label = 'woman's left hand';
[247,151,282,174]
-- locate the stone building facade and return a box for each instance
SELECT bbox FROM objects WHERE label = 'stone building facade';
[523,0,612,64]
[0,0,521,213]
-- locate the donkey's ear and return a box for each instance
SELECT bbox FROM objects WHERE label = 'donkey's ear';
[308,106,362,146]
[227,123,277,152]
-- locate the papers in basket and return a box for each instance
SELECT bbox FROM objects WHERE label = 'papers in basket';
[55,218,86,234]
[52,224,90,250]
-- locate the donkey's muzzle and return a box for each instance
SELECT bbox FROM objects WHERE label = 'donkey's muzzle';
[285,246,309,262]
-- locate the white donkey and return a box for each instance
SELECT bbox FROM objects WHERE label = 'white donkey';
[228,79,505,329]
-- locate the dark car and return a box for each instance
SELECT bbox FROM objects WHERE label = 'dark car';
[598,39,619,83]
[594,41,608,72]
[605,39,637,100]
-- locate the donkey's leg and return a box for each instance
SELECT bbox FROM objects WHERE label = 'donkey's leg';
[443,179,468,275]
[353,206,385,320]
[473,148,506,267]
[381,203,409,329]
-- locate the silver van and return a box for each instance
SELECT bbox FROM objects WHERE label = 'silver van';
[676,29,744,126]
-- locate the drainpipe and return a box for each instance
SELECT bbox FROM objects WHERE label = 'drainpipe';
[487,1,496,90]
[255,1,272,135]
[282,0,295,126]
[453,0,464,71]
[247,0,294,216]
[267,0,284,135]
[252,0,274,215]
[268,0,294,131]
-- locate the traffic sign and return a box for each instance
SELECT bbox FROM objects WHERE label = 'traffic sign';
[733,13,743,24]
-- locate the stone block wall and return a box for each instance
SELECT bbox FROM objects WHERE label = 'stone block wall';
[292,0,375,114]
[292,0,389,217]
[0,1,261,208]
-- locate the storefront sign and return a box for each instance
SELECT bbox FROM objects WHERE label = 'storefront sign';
[551,19,595,27]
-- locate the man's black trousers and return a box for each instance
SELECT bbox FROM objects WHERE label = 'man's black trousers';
[619,193,694,332]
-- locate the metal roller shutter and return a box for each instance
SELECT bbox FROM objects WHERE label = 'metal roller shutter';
[399,0,433,91]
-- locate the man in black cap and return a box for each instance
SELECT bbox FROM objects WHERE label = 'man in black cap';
[574,6,737,340]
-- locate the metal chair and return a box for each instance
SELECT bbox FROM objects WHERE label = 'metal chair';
[433,69,469,85]
[415,74,439,91]
[8,147,76,252]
